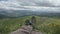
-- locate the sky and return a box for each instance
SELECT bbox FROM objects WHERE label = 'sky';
[0,0,60,12]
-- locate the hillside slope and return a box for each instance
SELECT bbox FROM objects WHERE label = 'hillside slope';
[0,16,60,34]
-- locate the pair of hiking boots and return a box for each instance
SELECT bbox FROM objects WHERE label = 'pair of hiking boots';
[25,19,35,30]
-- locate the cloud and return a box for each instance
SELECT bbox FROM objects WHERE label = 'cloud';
[0,0,8,1]
[0,0,60,12]
[1,0,60,7]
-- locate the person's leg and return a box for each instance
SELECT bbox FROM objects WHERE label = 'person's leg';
[32,24,35,30]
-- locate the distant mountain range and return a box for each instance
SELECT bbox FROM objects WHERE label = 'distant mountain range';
[0,9,36,18]
[0,9,60,18]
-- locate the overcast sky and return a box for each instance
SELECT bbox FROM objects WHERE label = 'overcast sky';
[0,0,60,12]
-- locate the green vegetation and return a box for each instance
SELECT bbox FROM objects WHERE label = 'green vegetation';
[35,16,60,34]
[0,16,60,34]
[0,16,31,34]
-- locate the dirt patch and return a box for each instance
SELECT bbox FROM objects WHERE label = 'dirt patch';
[9,25,43,34]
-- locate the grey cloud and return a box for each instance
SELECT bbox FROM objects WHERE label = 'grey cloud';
[0,0,60,12]
[16,0,60,7]
[0,0,60,7]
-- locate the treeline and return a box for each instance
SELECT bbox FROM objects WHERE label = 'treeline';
[39,13,60,18]
[0,14,17,19]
